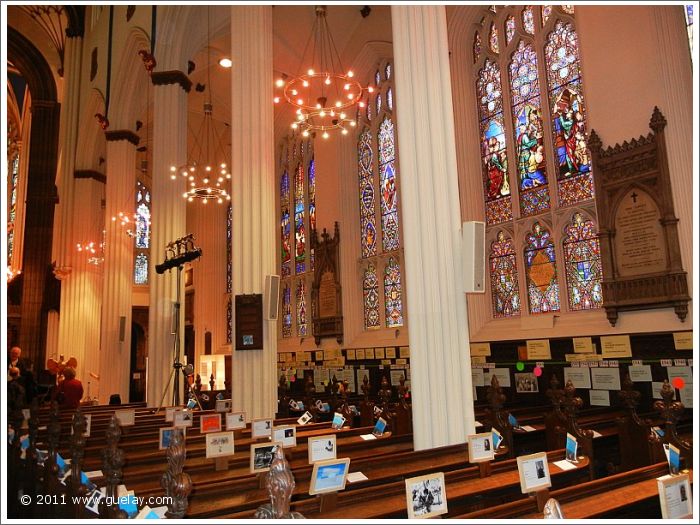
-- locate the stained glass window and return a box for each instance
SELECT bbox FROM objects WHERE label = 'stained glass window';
[226,203,232,293]
[545,21,593,206]
[562,5,575,15]
[296,279,307,336]
[490,231,521,317]
[476,59,513,225]
[308,157,316,271]
[505,16,516,45]
[366,97,373,121]
[474,32,482,63]
[363,264,380,329]
[135,181,150,249]
[134,253,148,285]
[8,156,19,262]
[387,88,393,111]
[280,170,291,276]
[524,222,560,314]
[226,297,232,343]
[489,22,499,53]
[510,40,551,216]
[376,93,382,115]
[358,129,377,258]
[384,257,404,327]
[563,213,602,310]
[523,6,535,34]
[375,69,381,86]
[294,163,306,273]
[378,116,400,252]
[686,5,693,58]
[385,62,392,80]
[282,283,292,338]
[542,5,552,25]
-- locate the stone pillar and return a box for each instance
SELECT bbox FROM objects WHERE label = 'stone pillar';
[229,5,277,420]
[147,74,189,407]
[99,131,139,403]
[391,5,475,450]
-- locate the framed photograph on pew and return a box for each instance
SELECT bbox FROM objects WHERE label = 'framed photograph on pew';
[250,442,281,473]
[200,413,222,434]
[71,414,92,437]
[517,452,551,493]
[405,472,448,519]
[215,399,232,413]
[205,431,235,459]
[467,432,495,463]
[308,435,337,464]
[657,473,692,519]
[226,411,246,431]
[251,418,273,439]
[309,457,351,495]
[165,406,181,422]
[271,425,297,448]
[159,427,185,451]
[173,409,193,428]
[114,409,135,427]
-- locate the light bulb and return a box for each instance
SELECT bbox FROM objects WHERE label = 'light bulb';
[203,178,209,184]
[170,166,176,172]
[188,197,194,202]
[170,175,176,180]
[219,57,233,68]
[276,78,285,87]
[344,84,350,90]
[189,176,194,181]
[359,101,365,108]
[291,89,298,96]
[205,166,212,172]
[368,86,374,93]
[350,121,357,127]
[203,198,208,204]
[322,131,329,139]
[190,166,195,172]
[330,110,335,117]
[181,171,187,177]
[340,112,346,119]
[347,93,354,100]
[316,103,322,109]
[302,130,309,137]
[226,174,231,179]
[226,195,231,200]
[218,198,223,204]
[335,101,342,108]
[182,192,188,198]
[324,76,331,85]
[308,68,315,75]
[342,129,348,135]
[218,177,224,183]
[273,96,280,104]
[291,123,298,129]
[348,70,354,77]
[303,80,309,87]
[221,163,226,168]
[319,110,326,117]
[206,188,212,193]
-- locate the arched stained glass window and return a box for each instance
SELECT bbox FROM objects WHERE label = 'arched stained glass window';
[542,5,553,25]
[226,296,232,344]
[385,63,392,80]
[505,16,516,45]
[226,203,232,293]
[685,5,693,60]
[490,231,521,317]
[384,257,404,327]
[359,130,377,258]
[294,163,306,274]
[376,93,382,115]
[387,88,393,111]
[363,264,380,329]
[510,40,550,216]
[308,157,316,271]
[473,32,482,63]
[282,283,292,338]
[563,213,602,310]
[489,22,499,53]
[523,6,535,34]
[562,5,575,15]
[524,222,560,314]
[378,116,399,252]
[476,59,512,225]
[8,155,19,263]
[375,69,381,86]
[134,181,151,285]
[545,21,593,206]
[296,279,307,336]
[280,170,291,277]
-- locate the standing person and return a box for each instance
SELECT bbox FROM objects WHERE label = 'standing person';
[7,367,26,412]
[7,346,35,402]
[55,367,83,409]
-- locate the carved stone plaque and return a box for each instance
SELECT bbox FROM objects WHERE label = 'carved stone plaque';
[318,271,337,318]
[311,223,343,345]
[613,189,666,277]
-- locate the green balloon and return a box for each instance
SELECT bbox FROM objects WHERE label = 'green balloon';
[516,361,525,371]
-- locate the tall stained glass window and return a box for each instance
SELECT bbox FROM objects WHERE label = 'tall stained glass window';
[510,41,550,216]
[686,5,694,59]
[563,213,602,310]
[8,155,19,263]
[490,231,521,318]
[472,5,600,320]
[524,222,560,314]
[476,59,512,225]
[226,297,232,344]
[278,138,314,338]
[226,203,232,293]
[545,21,593,206]
[357,60,405,329]
[134,181,151,285]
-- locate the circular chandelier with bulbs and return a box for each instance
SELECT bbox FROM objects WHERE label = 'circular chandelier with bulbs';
[274,5,373,138]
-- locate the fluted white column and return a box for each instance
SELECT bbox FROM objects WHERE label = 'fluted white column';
[99,137,137,403]
[147,82,187,407]
[230,5,277,420]
[52,33,83,270]
[391,5,475,450]
[56,177,104,395]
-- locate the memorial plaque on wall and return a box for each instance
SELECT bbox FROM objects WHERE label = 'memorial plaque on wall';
[235,294,263,350]
[311,223,343,345]
[588,107,689,326]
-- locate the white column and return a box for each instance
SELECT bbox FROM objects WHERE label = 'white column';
[391,5,475,450]
[56,177,104,395]
[147,82,188,407]
[99,137,137,403]
[230,5,277,420]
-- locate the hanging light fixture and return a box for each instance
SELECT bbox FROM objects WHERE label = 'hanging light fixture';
[170,6,231,204]
[76,229,106,265]
[274,5,371,138]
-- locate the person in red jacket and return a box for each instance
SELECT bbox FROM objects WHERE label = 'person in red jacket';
[55,366,83,409]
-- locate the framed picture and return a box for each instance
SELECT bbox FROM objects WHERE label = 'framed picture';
[200,413,222,434]
[308,435,337,464]
[250,442,281,473]
[205,431,235,458]
[514,372,539,393]
[297,411,313,425]
[165,406,181,422]
[114,409,135,427]
[159,427,186,451]
[372,417,387,437]
[72,414,92,437]
[226,411,246,431]
[309,457,351,495]
[517,452,552,493]
[173,409,193,428]
[565,433,578,463]
[467,432,495,463]
[251,418,273,438]
[405,472,448,519]
[215,399,233,413]
[272,425,297,448]
[331,412,346,430]
[657,473,692,519]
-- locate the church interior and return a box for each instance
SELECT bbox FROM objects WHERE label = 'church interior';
[4,3,697,520]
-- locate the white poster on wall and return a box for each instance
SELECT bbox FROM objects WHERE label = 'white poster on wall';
[628,365,653,382]
[590,368,621,391]
[484,368,511,388]
[589,390,610,406]
[471,368,485,387]
[563,367,591,389]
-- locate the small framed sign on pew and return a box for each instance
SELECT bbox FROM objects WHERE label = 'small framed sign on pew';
[308,435,337,464]
[71,413,92,437]
[173,409,194,428]
[250,442,281,473]
[251,418,273,438]
[517,452,552,494]
[309,457,351,495]
[200,413,223,434]
[657,473,692,519]
[468,432,495,463]
[215,399,233,412]
[272,425,297,448]
[114,409,135,427]
[165,406,182,422]
[205,431,235,459]
[226,411,246,430]
[159,427,186,451]
[404,472,448,519]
